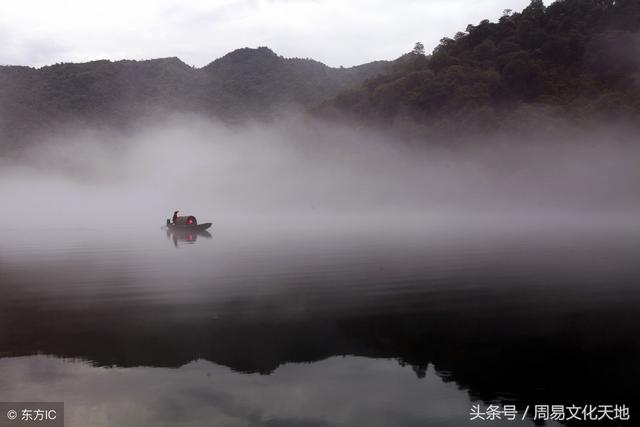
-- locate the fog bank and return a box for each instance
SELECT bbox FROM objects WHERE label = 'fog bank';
[1,115,639,229]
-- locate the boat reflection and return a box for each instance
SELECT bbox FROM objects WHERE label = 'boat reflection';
[166,228,212,247]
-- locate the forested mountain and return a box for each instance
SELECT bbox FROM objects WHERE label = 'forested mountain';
[0,47,389,144]
[201,47,389,119]
[315,0,640,136]
[1,0,639,146]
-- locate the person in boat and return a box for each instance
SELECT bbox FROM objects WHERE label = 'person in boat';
[172,210,179,224]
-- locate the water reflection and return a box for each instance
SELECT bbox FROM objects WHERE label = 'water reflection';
[166,228,213,247]
[0,221,639,426]
[0,354,550,427]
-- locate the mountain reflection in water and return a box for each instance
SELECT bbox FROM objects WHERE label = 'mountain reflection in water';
[0,219,638,426]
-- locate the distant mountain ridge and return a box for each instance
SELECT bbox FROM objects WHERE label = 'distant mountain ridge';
[200,47,390,120]
[2,0,640,148]
[0,47,390,146]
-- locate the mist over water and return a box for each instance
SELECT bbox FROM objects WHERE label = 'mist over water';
[1,115,640,426]
[2,114,639,229]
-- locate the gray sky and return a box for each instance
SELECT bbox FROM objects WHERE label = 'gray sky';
[0,0,534,68]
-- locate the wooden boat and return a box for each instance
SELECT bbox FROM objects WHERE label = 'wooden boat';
[167,222,212,231]
[165,215,212,231]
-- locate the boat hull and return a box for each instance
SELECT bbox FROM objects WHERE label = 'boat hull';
[166,222,212,231]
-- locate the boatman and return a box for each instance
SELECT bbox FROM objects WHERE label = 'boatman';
[172,210,179,224]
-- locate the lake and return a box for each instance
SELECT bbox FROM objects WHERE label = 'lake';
[1,216,638,426]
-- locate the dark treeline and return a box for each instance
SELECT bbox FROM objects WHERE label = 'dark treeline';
[315,0,640,137]
[1,0,639,146]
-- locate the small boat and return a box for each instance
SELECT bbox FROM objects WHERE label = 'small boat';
[165,215,212,231]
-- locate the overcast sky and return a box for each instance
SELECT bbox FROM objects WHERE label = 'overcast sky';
[0,0,535,68]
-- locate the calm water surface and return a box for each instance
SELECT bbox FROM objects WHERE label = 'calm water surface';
[1,218,639,426]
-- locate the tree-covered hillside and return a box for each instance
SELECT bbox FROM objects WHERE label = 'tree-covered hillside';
[201,47,389,119]
[315,0,640,136]
[1,0,639,146]
[0,47,389,146]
